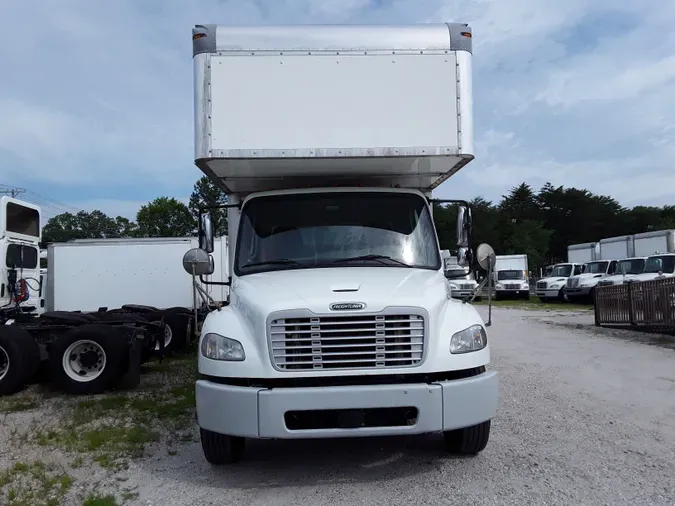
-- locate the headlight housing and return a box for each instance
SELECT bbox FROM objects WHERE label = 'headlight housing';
[450,324,487,354]
[495,283,503,289]
[551,283,561,289]
[201,333,245,361]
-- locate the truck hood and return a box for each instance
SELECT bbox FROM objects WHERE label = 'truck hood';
[230,267,447,316]
[538,277,568,284]
[602,273,638,284]
[630,272,672,282]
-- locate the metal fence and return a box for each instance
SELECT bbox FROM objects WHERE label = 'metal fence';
[595,277,675,331]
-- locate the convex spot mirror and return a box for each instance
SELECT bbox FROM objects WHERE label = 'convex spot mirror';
[476,243,496,271]
[199,212,215,253]
[182,248,213,276]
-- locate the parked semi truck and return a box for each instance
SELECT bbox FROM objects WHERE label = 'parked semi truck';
[0,199,187,396]
[493,254,529,300]
[187,22,499,464]
[597,256,648,287]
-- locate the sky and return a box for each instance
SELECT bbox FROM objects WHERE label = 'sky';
[1,0,674,222]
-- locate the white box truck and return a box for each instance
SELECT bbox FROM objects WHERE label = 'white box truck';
[599,234,634,260]
[188,22,498,464]
[493,254,529,300]
[441,250,481,301]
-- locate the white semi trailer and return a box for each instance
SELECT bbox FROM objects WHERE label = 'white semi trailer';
[187,22,499,464]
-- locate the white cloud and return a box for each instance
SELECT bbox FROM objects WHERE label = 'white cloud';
[1,0,674,209]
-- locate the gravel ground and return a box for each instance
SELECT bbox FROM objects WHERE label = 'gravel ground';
[2,307,675,505]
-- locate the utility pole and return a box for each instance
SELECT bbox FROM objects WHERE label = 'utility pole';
[0,186,26,198]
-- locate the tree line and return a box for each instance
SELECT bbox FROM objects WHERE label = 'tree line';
[42,179,674,273]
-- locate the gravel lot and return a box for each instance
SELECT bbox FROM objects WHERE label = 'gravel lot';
[2,306,674,505]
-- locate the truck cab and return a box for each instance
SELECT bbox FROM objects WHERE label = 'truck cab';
[187,22,498,464]
[629,253,675,282]
[597,257,647,287]
[1,197,42,315]
[564,259,618,302]
[535,262,584,301]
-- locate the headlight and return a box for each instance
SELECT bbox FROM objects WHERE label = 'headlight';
[448,283,458,289]
[201,333,245,361]
[551,283,561,289]
[523,283,529,288]
[495,283,503,289]
[450,325,487,354]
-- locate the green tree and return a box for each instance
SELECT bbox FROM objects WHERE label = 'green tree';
[42,210,121,244]
[136,197,196,238]
[188,176,228,236]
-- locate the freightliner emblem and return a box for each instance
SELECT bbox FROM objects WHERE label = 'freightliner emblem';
[329,302,366,311]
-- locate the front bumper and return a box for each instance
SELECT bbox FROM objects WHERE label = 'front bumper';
[535,287,562,298]
[196,371,499,439]
[564,286,593,297]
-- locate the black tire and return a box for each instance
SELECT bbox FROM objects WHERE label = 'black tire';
[49,324,127,395]
[522,292,530,301]
[0,326,40,395]
[443,420,491,455]
[146,312,191,353]
[200,428,245,464]
[557,288,566,302]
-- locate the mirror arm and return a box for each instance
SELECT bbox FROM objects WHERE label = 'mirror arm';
[199,274,231,287]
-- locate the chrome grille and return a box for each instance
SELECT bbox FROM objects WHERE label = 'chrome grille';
[537,281,547,289]
[459,283,474,290]
[566,278,579,288]
[505,284,520,289]
[268,312,425,371]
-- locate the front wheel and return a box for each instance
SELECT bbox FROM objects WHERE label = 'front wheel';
[200,428,245,465]
[443,420,491,455]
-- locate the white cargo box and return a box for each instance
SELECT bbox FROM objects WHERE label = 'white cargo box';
[192,23,474,194]
[599,235,634,260]
[46,237,229,312]
[633,229,675,257]
[567,242,599,264]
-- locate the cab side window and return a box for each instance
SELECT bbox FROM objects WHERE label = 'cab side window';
[573,265,583,275]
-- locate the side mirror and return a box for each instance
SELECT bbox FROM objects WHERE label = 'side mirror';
[199,212,215,253]
[182,247,213,276]
[456,206,471,248]
[476,243,496,271]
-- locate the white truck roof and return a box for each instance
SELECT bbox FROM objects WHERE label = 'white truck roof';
[192,23,474,195]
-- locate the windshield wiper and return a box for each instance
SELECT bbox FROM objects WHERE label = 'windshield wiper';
[331,254,412,267]
[241,258,307,269]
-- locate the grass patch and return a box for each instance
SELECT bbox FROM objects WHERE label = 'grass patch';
[81,493,120,506]
[473,296,593,311]
[30,352,197,468]
[0,461,73,506]
[0,397,39,414]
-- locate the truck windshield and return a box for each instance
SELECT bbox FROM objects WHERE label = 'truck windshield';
[497,270,525,280]
[550,264,572,277]
[235,192,441,275]
[616,258,645,275]
[643,255,675,274]
[584,261,608,274]
[5,244,38,269]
